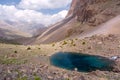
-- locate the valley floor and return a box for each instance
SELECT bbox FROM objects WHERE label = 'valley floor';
[0,34,120,80]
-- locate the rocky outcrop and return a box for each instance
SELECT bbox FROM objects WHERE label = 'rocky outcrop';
[67,0,119,24]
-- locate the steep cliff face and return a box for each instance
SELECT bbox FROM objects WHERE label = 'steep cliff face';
[67,0,120,25]
[67,0,107,17]
[33,0,120,44]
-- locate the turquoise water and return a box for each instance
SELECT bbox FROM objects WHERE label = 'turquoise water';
[50,52,115,72]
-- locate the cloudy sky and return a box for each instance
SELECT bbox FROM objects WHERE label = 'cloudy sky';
[0,0,72,26]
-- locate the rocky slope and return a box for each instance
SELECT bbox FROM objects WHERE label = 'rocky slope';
[0,34,120,80]
[33,0,120,44]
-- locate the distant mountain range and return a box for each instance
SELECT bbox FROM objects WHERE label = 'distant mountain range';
[0,20,31,39]
[0,20,47,44]
[4,20,47,36]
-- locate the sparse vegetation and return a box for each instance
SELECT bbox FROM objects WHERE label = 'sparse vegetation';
[71,39,74,45]
[70,39,76,46]
[34,76,41,80]
[75,38,78,40]
[62,40,67,45]
[38,48,41,50]
[52,43,55,47]
[27,47,31,50]
[14,50,18,53]
[0,0,120,79]
[17,76,28,80]
[0,58,27,65]
[0,35,119,80]
[65,78,70,80]
[82,42,86,45]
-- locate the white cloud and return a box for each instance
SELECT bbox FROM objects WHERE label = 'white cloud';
[0,4,68,26]
[19,0,71,10]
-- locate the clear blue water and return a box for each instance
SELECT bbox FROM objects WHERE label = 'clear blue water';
[50,52,115,72]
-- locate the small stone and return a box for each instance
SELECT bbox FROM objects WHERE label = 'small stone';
[20,69,27,73]
[4,76,12,80]
[99,78,108,80]
[43,65,48,69]
[98,42,102,44]
[88,46,92,49]
[7,68,11,74]
[52,71,58,75]
[63,74,69,79]
[0,68,2,74]
[80,75,85,80]
[118,45,120,48]
[74,68,78,71]
[33,67,38,73]
[48,76,53,79]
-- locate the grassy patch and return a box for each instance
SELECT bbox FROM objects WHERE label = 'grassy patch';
[0,58,27,65]
[16,76,28,80]
[34,76,41,80]
[65,78,70,80]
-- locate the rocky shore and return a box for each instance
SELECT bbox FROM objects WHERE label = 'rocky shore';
[0,61,120,80]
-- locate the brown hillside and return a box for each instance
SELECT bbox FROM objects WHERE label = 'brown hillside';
[33,0,120,44]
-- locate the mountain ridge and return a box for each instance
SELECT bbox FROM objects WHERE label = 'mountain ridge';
[33,0,120,44]
[0,19,48,44]
[0,20,32,39]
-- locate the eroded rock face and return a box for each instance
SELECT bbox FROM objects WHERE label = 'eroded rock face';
[67,0,108,23]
